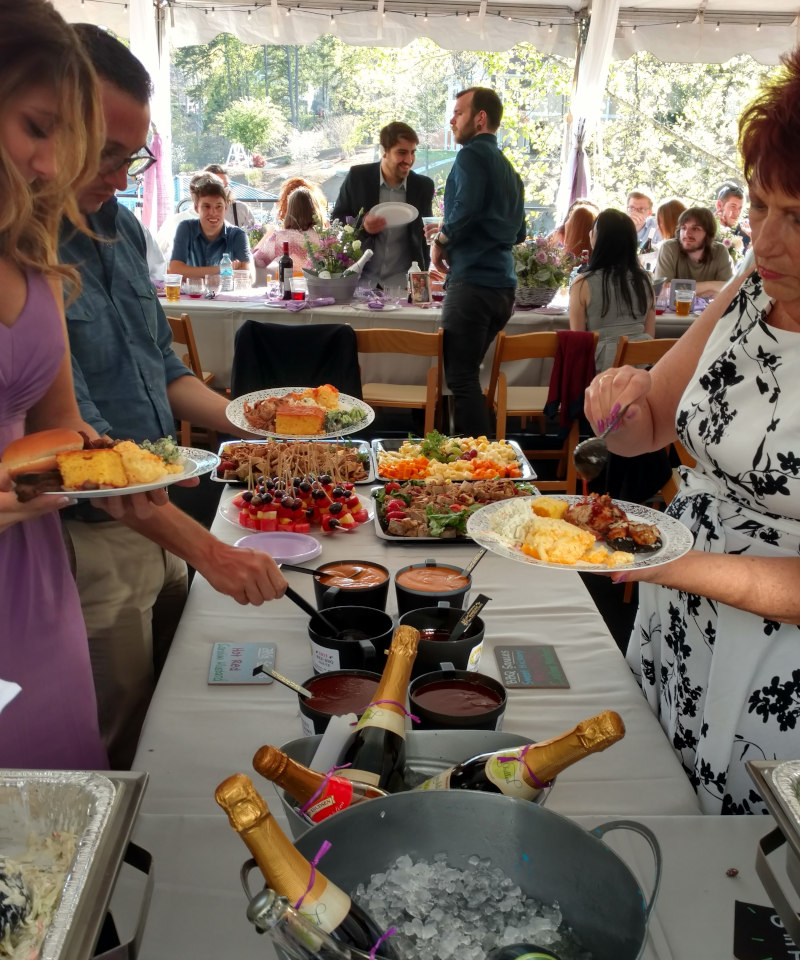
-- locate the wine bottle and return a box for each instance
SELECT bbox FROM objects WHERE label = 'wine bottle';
[215,774,396,957]
[279,241,294,300]
[339,624,420,792]
[247,887,362,960]
[414,710,625,800]
[485,946,562,960]
[252,745,386,823]
[639,224,656,254]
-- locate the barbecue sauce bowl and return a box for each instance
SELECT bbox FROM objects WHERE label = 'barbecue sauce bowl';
[398,606,485,679]
[394,559,472,616]
[307,605,394,675]
[409,670,507,731]
[298,669,382,735]
[312,560,390,612]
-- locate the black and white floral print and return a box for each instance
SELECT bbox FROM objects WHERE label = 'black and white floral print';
[627,273,800,814]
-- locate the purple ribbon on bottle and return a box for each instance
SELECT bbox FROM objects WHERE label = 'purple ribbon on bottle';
[349,699,420,726]
[370,926,397,959]
[295,840,332,911]
[298,763,352,818]
[498,744,551,789]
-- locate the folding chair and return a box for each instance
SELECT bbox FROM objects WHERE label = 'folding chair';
[166,312,216,447]
[355,327,443,436]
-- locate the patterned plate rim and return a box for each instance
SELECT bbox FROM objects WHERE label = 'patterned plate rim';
[40,446,220,499]
[466,494,693,572]
[226,387,375,439]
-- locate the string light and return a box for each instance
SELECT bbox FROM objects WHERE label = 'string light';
[632,23,636,32]
[715,20,720,29]
[466,11,470,21]
[756,21,761,29]
[424,10,427,20]
[548,22,552,31]
[247,8,251,17]
[676,21,680,28]
[330,11,334,24]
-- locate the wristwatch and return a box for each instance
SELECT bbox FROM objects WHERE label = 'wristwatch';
[433,231,448,248]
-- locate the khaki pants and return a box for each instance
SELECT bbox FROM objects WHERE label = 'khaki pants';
[64,520,187,769]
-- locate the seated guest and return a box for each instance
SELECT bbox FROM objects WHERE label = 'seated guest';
[253,188,321,267]
[168,172,252,279]
[569,209,655,371]
[332,121,434,290]
[563,203,598,258]
[204,163,253,228]
[655,198,686,244]
[626,189,661,248]
[654,206,733,297]
[550,197,599,246]
[715,181,751,249]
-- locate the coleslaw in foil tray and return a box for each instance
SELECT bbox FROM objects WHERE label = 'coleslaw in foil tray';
[0,771,116,959]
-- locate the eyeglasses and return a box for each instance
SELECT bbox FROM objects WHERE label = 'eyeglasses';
[99,144,156,178]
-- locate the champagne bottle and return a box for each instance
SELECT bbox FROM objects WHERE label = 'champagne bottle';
[414,710,625,800]
[639,224,656,254]
[247,887,362,960]
[279,241,294,300]
[252,745,386,824]
[215,774,396,957]
[485,946,562,960]
[339,624,420,792]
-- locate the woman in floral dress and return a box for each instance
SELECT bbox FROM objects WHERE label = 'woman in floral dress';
[583,50,800,814]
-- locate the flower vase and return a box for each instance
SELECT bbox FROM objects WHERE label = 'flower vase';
[515,285,558,308]
[302,270,359,303]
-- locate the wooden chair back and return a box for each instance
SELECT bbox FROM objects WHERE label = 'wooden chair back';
[166,312,215,446]
[612,336,679,369]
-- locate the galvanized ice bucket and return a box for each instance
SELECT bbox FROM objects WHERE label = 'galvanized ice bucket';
[293,791,661,960]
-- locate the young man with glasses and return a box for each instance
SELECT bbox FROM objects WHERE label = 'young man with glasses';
[626,190,661,249]
[58,25,286,769]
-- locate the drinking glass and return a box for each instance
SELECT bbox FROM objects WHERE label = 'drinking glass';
[422,216,443,244]
[205,273,221,297]
[675,289,694,317]
[185,277,205,298]
[164,273,182,302]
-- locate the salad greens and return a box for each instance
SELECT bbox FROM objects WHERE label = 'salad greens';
[140,435,181,463]
[324,407,366,432]
[417,430,464,463]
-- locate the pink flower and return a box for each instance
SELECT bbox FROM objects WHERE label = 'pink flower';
[535,250,548,264]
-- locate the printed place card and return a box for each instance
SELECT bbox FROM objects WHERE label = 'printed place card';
[208,642,276,684]
[493,645,569,689]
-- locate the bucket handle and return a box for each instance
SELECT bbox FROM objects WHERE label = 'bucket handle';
[591,820,662,923]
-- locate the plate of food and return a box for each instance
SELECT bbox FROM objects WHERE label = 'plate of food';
[466,493,693,572]
[372,432,535,482]
[226,385,374,439]
[3,429,220,501]
[219,487,374,535]
[373,478,540,541]
[213,439,375,485]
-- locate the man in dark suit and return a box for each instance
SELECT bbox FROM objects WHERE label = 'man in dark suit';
[332,121,434,291]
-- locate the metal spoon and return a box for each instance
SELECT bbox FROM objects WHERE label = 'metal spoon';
[281,562,365,579]
[461,547,488,577]
[283,585,342,637]
[251,664,314,698]
[573,403,632,482]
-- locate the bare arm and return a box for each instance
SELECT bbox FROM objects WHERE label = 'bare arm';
[643,302,655,339]
[123,502,287,605]
[616,550,800,625]
[568,276,589,331]
[168,258,214,279]
[165,375,260,438]
[583,265,752,455]
[695,280,726,297]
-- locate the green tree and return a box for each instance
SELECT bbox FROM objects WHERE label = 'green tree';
[219,96,288,153]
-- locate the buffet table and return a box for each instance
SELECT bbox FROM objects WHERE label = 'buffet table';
[162,293,694,390]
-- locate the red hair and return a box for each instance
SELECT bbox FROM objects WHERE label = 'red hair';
[563,205,597,257]
[739,46,800,197]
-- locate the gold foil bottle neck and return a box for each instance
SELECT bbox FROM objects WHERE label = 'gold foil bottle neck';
[390,624,420,659]
[215,773,270,831]
[253,745,290,782]
[574,710,626,748]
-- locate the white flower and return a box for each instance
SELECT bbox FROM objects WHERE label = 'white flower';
[352,239,361,252]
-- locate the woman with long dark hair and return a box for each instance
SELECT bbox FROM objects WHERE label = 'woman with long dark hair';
[569,209,655,370]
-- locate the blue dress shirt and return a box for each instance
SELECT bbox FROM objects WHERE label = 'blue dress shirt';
[59,199,191,443]
[170,218,251,268]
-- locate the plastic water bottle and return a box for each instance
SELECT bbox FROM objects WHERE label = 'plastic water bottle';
[219,253,233,291]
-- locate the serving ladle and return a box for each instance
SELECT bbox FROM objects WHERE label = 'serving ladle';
[573,403,632,482]
[283,585,343,637]
[280,562,365,579]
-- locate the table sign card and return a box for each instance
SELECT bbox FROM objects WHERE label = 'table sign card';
[493,645,569,689]
[734,900,800,959]
[208,642,276,684]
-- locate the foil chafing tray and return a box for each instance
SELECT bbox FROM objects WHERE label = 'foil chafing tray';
[371,437,536,482]
[746,760,800,946]
[0,769,149,960]
[211,438,376,485]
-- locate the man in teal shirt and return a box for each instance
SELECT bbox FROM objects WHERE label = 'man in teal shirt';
[430,87,526,436]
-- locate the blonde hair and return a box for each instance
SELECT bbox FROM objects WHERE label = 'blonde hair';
[0,1,103,289]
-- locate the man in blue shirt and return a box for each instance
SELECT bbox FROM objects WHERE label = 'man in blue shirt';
[61,25,285,768]
[429,87,526,436]
[169,172,252,279]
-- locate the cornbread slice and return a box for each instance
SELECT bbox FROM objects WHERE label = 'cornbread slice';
[274,400,325,435]
[531,496,569,519]
[521,515,596,564]
[57,449,128,490]
[115,440,182,484]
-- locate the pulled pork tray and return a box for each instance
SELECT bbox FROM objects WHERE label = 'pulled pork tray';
[372,478,539,540]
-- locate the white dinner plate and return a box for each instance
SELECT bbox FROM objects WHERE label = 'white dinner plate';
[466,495,693,572]
[41,446,220,499]
[234,531,322,565]
[353,302,402,312]
[369,202,419,227]
[226,387,375,440]
[219,492,374,530]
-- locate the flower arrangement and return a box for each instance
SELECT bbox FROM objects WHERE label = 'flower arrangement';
[715,221,745,263]
[244,217,267,250]
[303,217,362,277]
[512,236,579,290]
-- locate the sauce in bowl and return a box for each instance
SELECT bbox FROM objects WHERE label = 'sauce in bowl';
[396,566,469,593]
[303,672,379,716]
[411,678,503,716]
[317,563,388,588]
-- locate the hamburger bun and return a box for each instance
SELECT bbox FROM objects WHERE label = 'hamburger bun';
[2,429,85,478]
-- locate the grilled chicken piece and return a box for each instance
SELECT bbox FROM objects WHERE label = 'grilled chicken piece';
[564,494,628,537]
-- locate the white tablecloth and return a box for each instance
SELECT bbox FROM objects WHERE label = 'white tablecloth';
[113,488,800,959]
[162,295,693,390]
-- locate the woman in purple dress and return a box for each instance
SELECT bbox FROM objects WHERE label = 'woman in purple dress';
[0,2,108,768]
